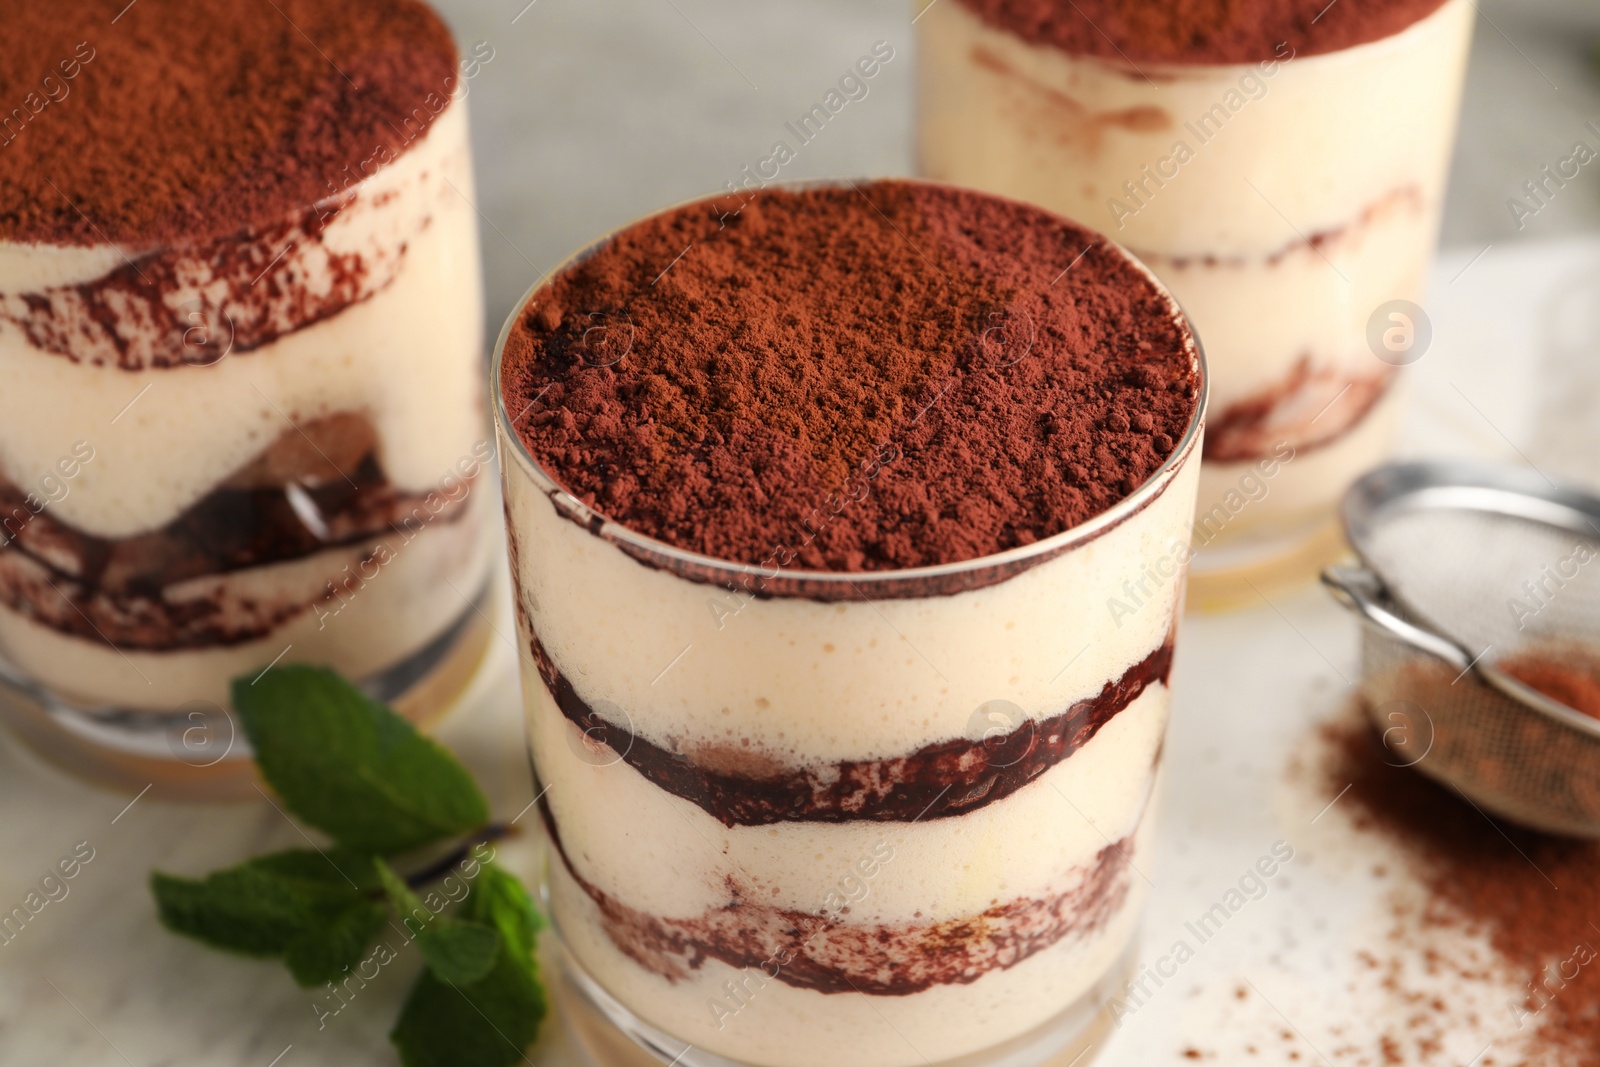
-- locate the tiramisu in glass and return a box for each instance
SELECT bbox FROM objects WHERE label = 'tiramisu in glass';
[918,0,1472,599]
[0,0,493,794]
[495,181,1205,1067]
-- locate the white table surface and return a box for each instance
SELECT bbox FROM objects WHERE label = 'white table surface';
[6,0,1600,1061]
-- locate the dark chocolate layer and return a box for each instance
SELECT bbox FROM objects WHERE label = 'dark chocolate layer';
[0,414,475,649]
[541,795,1134,996]
[529,629,1173,826]
[1204,357,1394,464]
[1132,186,1425,273]
[0,195,410,370]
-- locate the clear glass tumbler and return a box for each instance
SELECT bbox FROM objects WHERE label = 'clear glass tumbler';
[0,95,495,798]
[493,186,1208,1067]
[918,0,1474,603]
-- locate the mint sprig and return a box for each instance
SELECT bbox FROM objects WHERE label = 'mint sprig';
[150,667,546,1067]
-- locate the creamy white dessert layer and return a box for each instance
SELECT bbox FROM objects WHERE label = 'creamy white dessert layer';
[1135,190,1433,410]
[0,485,494,709]
[501,437,1199,767]
[918,0,1472,260]
[526,665,1164,923]
[551,809,1154,1067]
[0,102,484,539]
[0,243,123,291]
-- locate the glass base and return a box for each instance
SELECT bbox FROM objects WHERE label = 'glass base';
[1186,510,1350,613]
[551,934,1133,1067]
[0,580,497,802]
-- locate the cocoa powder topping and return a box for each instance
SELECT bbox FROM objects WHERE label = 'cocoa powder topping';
[500,181,1200,572]
[953,0,1452,65]
[0,0,458,247]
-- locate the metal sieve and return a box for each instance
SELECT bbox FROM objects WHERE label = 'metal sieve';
[1322,460,1600,837]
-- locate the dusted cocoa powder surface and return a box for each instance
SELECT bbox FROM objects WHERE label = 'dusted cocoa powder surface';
[954,0,1452,64]
[500,181,1199,572]
[0,0,457,247]
[1327,719,1600,1064]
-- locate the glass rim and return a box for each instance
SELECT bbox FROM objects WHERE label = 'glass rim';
[992,0,1468,77]
[489,176,1208,594]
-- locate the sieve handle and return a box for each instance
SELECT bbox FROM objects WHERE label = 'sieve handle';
[1320,564,1472,670]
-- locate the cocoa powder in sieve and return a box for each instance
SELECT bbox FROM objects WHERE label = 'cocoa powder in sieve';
[1500,653,1600,721]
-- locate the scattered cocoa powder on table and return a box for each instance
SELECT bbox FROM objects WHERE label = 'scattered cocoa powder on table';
[500,180,1200,572]
[1327,718,1600,1064]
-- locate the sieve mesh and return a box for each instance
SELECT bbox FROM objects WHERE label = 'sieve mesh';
[1332,464,1600,837]
[1362,505,1600,661]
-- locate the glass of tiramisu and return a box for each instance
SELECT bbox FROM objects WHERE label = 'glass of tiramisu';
[918,0,1473,603]
[0,0,495,796]
[494,181,1205,1066]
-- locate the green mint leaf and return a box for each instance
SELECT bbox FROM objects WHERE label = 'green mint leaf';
[284,898,389,987]
[151,867,308,958]
[377,859,501,986]
[249,848,381,894]
[391,861,547,1067]
[233,666,489,855]
[466,863,543,958]
[390,947,547,1067]
[416,920,502,987]
[151,848,382,984]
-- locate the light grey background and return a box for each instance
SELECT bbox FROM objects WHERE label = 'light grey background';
[428,0,1600,343]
